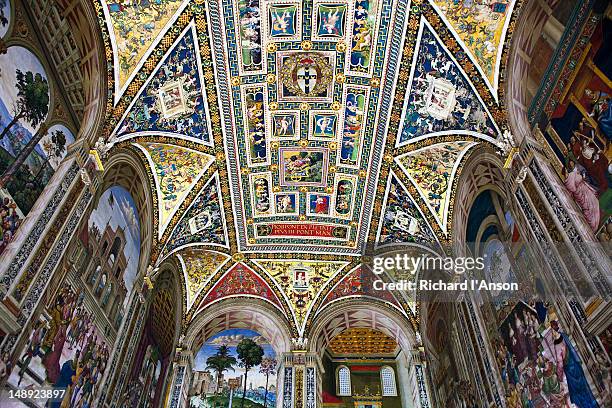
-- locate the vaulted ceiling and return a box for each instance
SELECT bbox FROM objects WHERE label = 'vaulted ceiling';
[94,0,518,331]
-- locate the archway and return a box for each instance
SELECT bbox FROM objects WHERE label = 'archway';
[309,300,419,408]
[184,299,293,408]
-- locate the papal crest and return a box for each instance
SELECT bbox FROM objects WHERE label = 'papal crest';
[279,53,334,100]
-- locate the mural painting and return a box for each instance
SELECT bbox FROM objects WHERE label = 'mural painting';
[0,0,10,38]
[0,47,75,257]
[399,21,497,144]
[105,0,187,88]
[431,0,515,85]
[379,173,436,246]
[237,0,263,72]
[189,329,277,408]
[494,302,600,408]
[280,148,327,186]
[6,186,140,407]
[547,20,612,233]
[117,26,211,144]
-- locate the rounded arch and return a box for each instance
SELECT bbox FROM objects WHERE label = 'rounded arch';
[309,299,417,356]
[451,147,508,256]
[184,298,293,356]
[153,255,185,354]
[53,0,108,145]
[95,148,155,277]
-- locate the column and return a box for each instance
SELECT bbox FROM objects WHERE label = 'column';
[167,350,194,408]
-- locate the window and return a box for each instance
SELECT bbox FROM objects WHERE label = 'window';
[380,366,397,396]
[337,366,351,396]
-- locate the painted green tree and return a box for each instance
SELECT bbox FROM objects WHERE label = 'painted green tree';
[206,344,237,406]
[0,69,50,187]
[236,338,264,408]
[259,356,277,408]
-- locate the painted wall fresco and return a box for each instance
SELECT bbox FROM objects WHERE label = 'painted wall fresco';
[138,142,213,234]
[547,21,612,234]
[104,0,187,89]
[5,186,140,407]
[0,0,10,38]
[379,173,437,246]
[431,0,515,86]
[163,175,227,257]
[0,47,74,257]
[8,286,110,408]
[189,329,277,408]
[493,302,600,408]
[399,21,497,144]
[396,141,476,229]
[117,26,211,144]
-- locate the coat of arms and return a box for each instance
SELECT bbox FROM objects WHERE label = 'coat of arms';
[279,53,333,99]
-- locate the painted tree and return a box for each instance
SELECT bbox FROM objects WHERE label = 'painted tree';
[236,338,264,408]
[259,356,277,408]
[206,344,237,405]
[0,69,50,187]
[43,129,67,163]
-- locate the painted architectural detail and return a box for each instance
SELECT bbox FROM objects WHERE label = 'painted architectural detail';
[116,24,212,144]
[162,174,228,258]
[399,19,498,144]
[429,0,516,91]
[136,142,214,236]
[396,141,477,232]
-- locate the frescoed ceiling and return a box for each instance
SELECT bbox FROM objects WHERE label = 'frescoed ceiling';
[93,0,520,334]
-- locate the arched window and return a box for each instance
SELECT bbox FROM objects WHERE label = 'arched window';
[95,273,107,296]
[337,366,351,396]
[102,283,112,307]
[88,265,101,285]
[380,366,397,396]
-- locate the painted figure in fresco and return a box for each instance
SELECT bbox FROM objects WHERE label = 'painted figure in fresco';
[276,194,295,213]
[273,114,294,137]
[335,179,353,215]
[253,177,270,214]
[318,5,345,37]
[350,0,375,69]
[10,285,110,407]
[313,195,329,214]
[584,88,612,140]
[314,114,336,138]
[542,321,600,408]
[341,92,365,163]
[239,0,262,69]
[270,5,295,37]
[0,196,22,256]
[246,90,266,161]
[564,159,602,230]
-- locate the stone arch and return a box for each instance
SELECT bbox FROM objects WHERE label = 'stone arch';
[451,147,508,257]
[308,299,417,357]
[52,0,108,144]
[94,148,155,276]
[185,297,294,357]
